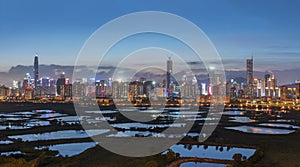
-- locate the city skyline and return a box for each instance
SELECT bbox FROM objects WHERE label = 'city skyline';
[1,2,300,166]
[0,58,300,87]
[0,54,299,101]
[1,1,300,73]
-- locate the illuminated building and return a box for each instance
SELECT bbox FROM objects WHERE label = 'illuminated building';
[201,83,207,95]
[154,87,165,98]
[128,81,143,101]
[64,83,72,98]
[208,66,223,96]
[95,80,106,97]
[40,77,50,95]
[0,85,10,99]
[120,81,127,98]
[246,57,253,98]
[143,81,155,98]
[181,83,195,98]
[33,54,39,89]
[111,81,128,98]
[295,83,300,99]
[24,86,33,100]
[72,81,85,97]
[253,78,262,97]
[56,73,66,96]
[49,78,56,95]
[111,81,119,98]
[263,73,278,98]
[166,57,173,96]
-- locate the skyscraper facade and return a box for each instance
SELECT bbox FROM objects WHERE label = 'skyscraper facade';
[33,54,39,89]
[295,83,300,99]
[56,73,66,96]
[246,57,253,98]
[166,57,173,95]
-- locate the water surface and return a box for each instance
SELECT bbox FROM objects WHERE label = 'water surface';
[9,129,110,141]
[225,126,295,134]
[168,144,255,160]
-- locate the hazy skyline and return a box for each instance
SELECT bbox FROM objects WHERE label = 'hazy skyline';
[1,0,300,73]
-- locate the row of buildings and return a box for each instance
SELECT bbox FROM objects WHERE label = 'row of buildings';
[0,55,299,103]
[226,57,300,101]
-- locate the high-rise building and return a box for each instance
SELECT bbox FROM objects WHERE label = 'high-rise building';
[49,78,56,95]
[280,86,288,100]
[95,80,106,97]
[128,81,143,101]
[246,57,253,98]
[262,73,270,96]
[263,73,278,98]
[56,73,66,96]
[201,83,207,95]
[166,57,173,96]
[295,83,300,99]
[253,78,263,97]
[33,54,39,89]
[41,77,50,95]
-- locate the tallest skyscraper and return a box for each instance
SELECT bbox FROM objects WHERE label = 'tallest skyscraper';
[246,56,253,98]
[33,54,39,89]
[166,57,173,96]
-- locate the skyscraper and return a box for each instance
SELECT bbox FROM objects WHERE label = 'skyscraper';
[56,73,66,96]
[295,83,300,99]
[166,57,173,95]
[246,57,253,98]
[33,54,39,89]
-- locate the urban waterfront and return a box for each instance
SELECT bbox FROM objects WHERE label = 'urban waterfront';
[1,1,300,167]
[0,41,299,167]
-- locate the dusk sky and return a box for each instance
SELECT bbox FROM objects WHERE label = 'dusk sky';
[1,0,300,73]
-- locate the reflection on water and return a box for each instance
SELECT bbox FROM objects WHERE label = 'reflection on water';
[268,119,294,123]
[225,126,295,134]
[3,117,30,121]
[26,120,50,127]
[229,117,256,123]
[85,110,118,114]
[138,110,164,113]
[258,123,300,129]
[0,124,30,130]
[1,151,23,156]
[38,112,67,119]
[222,111,245,116]
[0,108,298,163]
[36,142,97,157]
[11,111,36,115]
[9,129,110,141]
[180,162,226,167]
[107,131,156,137]
[111,122,186,129]
[107,131,199,138]
[0,140,13,144]
[168,144,255,160]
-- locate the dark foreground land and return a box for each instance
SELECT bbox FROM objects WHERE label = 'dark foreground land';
[0,102,299,167]
[1,126,299,167]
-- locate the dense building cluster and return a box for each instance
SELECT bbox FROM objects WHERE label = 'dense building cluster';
[226,57,300,102]
[0,54,299,104]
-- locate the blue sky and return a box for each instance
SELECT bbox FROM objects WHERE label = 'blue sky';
[1,0,300,72]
